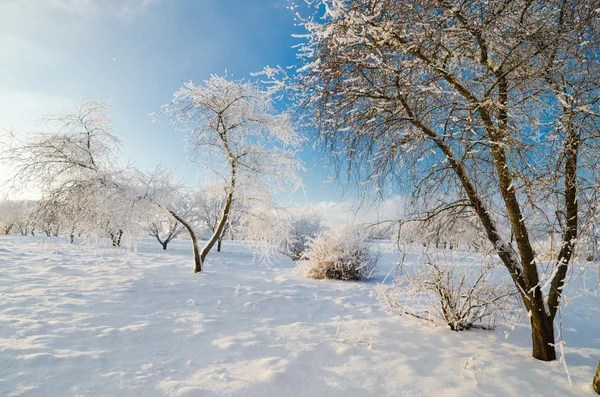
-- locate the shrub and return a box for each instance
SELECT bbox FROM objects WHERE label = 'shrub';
[298,227,378,281]
[377,252,519,331]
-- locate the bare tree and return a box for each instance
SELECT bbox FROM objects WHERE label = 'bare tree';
[160,75,303,272]
[149,218,184,250]
[287,0,600,361]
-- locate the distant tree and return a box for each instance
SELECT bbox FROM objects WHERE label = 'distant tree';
[0,199,25,235]
[288,0,600,361]
[12,201,36,236]
[149,217,184,250]
[284,207,326,260]
[146,189,190,250]
[160,75,303,272]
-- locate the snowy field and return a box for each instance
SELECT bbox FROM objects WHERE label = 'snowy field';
[0,236,598,396]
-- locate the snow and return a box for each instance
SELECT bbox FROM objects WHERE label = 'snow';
[0,236,598,396]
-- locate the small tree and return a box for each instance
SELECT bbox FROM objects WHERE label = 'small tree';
[0,199,22,235]
[149,217,184,250]
[160,75,303,272]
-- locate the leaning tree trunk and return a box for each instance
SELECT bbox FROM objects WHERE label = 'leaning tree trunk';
[199,190,233,265]
[168,210,202,273]
[198,163,236,269]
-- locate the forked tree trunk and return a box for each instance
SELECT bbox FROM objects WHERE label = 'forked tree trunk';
[153,234,169,250]
[111,229,123,247]
[593,360,600,394]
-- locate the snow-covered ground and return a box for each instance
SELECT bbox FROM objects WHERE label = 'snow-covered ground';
[0,236,598,396]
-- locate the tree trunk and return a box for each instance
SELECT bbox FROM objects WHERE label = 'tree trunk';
[593,360,600,394]
[168,210,202,273]
[162,241,168,250]
[217,236,222,252]
[111,229,123,247]
[530,311,556,361]
[200,191,233,264]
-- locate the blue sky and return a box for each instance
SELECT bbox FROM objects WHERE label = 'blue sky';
[0,1,334,200]
[0,0,403,225]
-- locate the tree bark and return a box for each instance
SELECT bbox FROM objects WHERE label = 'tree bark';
[168,210,202,273]
[198,159,236,267]
[593,360,600,394]
[111,229,123,247]
[530,312,556,361]
[199,190,233,264]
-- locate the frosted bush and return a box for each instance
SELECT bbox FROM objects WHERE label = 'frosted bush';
[377,253,519,331]
[298,227,378,281]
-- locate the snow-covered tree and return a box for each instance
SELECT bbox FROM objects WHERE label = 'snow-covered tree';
[192,182,242,252]
[0,199,29,235]
[149,216,185,250]
[160,75,303,272]
[1,101,152,243]
[397,205,490,252]
[12,200,37,236]
[286,0,600,361]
